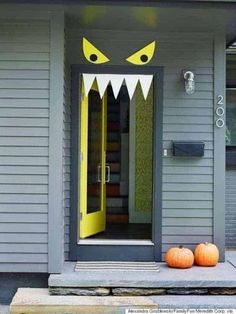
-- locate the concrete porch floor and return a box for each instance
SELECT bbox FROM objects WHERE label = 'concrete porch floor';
[49,251,236,289]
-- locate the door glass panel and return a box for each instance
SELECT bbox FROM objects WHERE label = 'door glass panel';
[87,89,102,214]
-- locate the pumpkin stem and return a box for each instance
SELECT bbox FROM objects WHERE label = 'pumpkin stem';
[179,245,183,249]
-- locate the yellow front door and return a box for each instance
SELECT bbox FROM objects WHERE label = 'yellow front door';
[79,82,107,239]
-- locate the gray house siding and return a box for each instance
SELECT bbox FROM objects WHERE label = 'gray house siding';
[0,20,50,272]
[64,29,216,261]
[160,37,214,259]
[226,169,236,248]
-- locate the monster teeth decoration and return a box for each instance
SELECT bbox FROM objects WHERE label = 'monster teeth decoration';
[82,73,153,100]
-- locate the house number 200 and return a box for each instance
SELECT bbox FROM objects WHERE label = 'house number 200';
[216,95,225,128]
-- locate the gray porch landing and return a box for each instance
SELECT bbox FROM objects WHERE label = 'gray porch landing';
[49,252,236,291]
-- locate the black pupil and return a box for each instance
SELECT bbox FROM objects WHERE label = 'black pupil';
[90,54,98,62]
[140,54,148,62]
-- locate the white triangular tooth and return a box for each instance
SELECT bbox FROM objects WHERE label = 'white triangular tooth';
[138,75,153,100]
[96,74,110,98]
[124,75,139,100]
[82,74,96,97]
[109,75,124,99]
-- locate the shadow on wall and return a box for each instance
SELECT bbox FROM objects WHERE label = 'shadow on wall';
[0,273,48,304]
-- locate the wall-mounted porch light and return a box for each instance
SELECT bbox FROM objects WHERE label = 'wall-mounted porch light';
[183,71,195,95]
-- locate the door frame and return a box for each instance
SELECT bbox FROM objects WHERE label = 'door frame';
[69,65,164,261]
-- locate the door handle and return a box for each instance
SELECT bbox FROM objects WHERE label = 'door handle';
[97,165,101,182]
[105,165,110,183]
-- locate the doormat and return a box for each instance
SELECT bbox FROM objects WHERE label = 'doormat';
[75,261,159,272]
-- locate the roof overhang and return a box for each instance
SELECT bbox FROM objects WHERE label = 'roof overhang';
[1,1,236,46]
[1,0,236,4]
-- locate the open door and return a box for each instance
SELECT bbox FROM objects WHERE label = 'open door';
[79,82,107,238]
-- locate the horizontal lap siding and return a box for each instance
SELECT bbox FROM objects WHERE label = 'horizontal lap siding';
[0,20,50,272]
[225,169,236,248]
[161,38,214,258]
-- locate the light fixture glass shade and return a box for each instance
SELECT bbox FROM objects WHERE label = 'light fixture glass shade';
[184,71,195,94]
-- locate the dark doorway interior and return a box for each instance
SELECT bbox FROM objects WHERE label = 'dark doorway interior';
[87,84,152,240]
[89,223,152,240]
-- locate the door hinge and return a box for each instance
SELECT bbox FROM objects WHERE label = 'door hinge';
[80,212,83,221]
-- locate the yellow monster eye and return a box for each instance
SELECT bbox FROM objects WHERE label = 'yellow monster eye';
[83,37,110,64]
[126,41,156,65]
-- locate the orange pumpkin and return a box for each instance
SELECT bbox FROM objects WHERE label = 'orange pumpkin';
[194,242,219,267]
[165,246,194,269]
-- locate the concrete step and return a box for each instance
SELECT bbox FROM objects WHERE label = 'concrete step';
[49,261,236,289]
[0,305,9,314]
[10,288,236,313]
[153,295,236,309]
[10,288,156,314]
